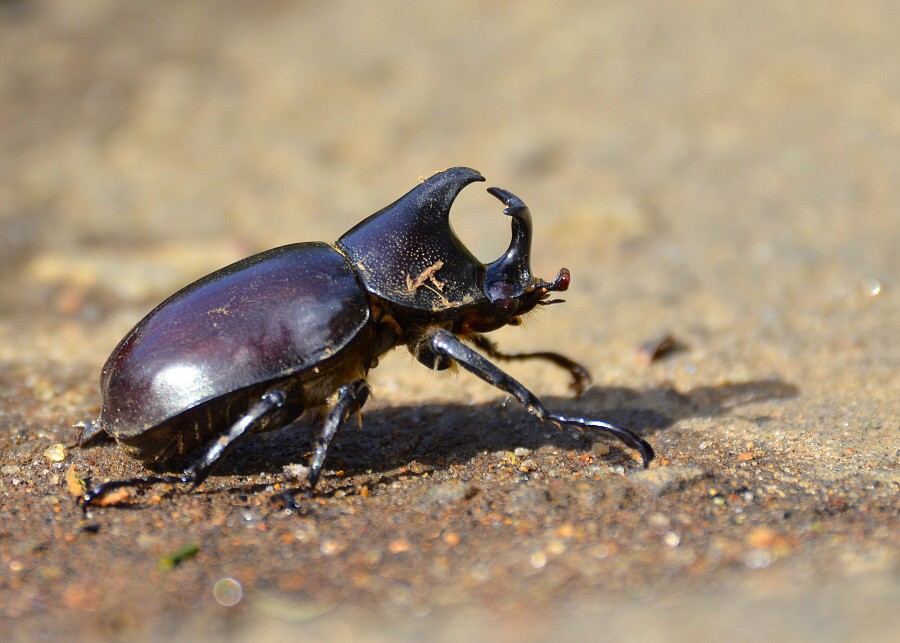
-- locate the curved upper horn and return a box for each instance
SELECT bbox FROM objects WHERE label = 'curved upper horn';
[483,187,533,301]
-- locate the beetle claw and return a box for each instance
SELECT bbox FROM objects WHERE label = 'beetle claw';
[549,414,654,468]
[277,491,310,515]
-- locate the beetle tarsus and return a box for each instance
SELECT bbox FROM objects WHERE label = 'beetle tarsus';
[427,329,653,467]
[547,414,654,468]
[80,473,184,509]
[306,379,370,493]
[468,334,592,396]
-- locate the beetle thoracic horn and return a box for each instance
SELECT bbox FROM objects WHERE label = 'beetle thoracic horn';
[483,187,534,302]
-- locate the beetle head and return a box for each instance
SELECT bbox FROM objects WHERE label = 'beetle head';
[478,187,570,324]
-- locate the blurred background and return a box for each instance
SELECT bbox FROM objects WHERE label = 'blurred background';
[3,1,896,320]
[1,1,897,639]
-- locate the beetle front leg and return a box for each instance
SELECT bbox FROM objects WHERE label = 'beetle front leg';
[82,389,288,508]
[425,329,654,467]
[467,333,592,396]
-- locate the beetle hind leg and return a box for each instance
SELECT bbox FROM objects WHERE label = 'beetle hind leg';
[81,389,289,508]
[426,329,654,467]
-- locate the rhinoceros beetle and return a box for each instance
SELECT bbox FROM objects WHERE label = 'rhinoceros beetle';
[80,167,653,507]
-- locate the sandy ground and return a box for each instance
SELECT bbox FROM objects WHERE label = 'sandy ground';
[1,1,897,640]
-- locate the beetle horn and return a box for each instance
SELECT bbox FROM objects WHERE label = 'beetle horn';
[483,187,533,302]
[337,167,489,309]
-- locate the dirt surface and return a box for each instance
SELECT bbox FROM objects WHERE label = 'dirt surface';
[1,1,897,641]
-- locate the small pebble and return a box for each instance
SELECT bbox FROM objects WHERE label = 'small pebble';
[635,332,681,365]
[591,442,610,456]
[283,463,310,480]
[629,465,706,497]
[320,540,341,555]
[499,451,518,465]
[43,444,67,462]
[65,465,86,497]
[546,539,566,555]
[518,459,537,472]
[388,539,411,554]
[530,551,547,569]
[743,549,774,569]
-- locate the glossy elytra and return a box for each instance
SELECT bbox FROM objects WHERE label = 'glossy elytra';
[80,167,654,507]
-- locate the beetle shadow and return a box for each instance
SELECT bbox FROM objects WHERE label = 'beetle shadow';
[217,378,799,480]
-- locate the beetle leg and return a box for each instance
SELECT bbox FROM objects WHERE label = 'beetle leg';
[467,333,592,396]
[427,329,653,468]
[305,379,370,493]
[185,389,288,487]
[81,389,287,508]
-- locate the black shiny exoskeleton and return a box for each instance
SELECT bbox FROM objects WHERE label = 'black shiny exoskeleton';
[81,167,653,506]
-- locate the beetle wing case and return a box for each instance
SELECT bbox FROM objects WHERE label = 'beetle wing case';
[338,167,490,313]
[100,243,370,441]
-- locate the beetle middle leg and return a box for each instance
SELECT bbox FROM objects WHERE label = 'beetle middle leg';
[466,333,592,396]
[81,389,289,508]
[305,379,370,493]
[424,329,654,467]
